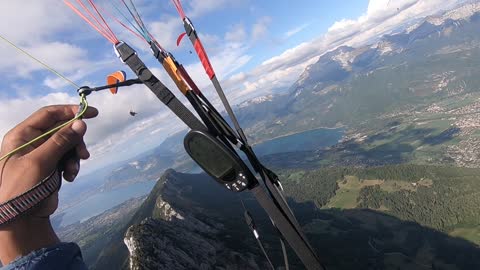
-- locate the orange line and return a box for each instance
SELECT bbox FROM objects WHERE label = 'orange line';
[172,0,186,19]
[87,0,119,43]
[64,0,115,43]
[75,0,115,42]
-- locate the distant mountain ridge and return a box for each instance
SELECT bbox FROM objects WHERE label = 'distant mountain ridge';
[230,1,480,144]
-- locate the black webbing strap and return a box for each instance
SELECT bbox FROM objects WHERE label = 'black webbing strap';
[210,76,249,144]
[149,41,164,63]
[280,238,290,270]
[115,42,206,131]
[260,168,320,260]
[240,197,276,269]
[251,185,326,270]
[183,18,248,144]
[184,91,222,135]
[149,42,241,146]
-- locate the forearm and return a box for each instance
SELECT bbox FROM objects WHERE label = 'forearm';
[0,105,96,268]
[0,216,59,265]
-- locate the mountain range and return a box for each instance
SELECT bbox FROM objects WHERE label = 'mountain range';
[236,2,480,140]
[65,166,480,270]
[56,2,480,269]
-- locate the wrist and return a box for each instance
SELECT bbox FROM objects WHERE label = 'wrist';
[0,216,59,265]
[0,169,61,225]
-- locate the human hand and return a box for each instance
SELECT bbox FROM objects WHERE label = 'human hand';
[0,105,98,218]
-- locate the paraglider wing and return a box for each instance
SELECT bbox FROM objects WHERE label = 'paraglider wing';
[107,71,126,94]
[176,32,187,47]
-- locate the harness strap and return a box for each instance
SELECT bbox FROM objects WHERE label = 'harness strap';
[251,185,326,270]
[115,42,206,132]
[0,170,61,225]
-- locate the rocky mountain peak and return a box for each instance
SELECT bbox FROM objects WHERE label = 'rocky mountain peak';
[407,2,480,33]
[122,171,269,270]
[237,94,273,108]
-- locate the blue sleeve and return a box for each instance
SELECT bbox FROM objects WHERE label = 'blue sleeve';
[0,243,87,270]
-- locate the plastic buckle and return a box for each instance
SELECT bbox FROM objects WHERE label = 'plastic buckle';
[184,17,195,33]
[114,41,124,63]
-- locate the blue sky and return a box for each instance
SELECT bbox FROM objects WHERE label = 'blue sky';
[167,0,369,71]
[0,0,464,174]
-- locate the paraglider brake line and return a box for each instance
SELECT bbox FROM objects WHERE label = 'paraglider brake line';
[0,94,89,162]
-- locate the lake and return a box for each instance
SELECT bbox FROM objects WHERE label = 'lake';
[57,181,156,227]
[58,127,343,226]
[253,128,344,156]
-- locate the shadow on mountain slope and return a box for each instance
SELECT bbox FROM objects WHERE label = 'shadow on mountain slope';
[90,170,480,270]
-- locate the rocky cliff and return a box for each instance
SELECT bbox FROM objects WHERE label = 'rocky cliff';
[122,170,269,270]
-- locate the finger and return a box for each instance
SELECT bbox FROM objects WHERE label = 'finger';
[0,126,45,155]
[76,141,90,160]
[29,120,86,171]
[16,105,98,133]
[2,106,98,153]
[63,158,80,182]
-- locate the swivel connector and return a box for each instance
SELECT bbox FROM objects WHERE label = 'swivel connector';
[77,86,92,96]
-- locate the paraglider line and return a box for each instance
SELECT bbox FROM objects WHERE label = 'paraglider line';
[0,34,80,89]
[0,94,88,162]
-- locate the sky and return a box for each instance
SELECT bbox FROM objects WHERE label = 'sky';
[0,0,466,174]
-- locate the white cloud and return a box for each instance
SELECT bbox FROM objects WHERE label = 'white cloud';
[225,23,247,43]
[220,41,322,104]
[148,15,183,51]
[187,0,229,18]
[0,93,76,138]
[328,19,358,34]
[218,0,468,106]
[0,42,90,78]
[147,0,246,51]
[0,0,75,44]
[324,0,463,47]
[187,0,247,18]
[284,23,311,38]
[252,16,273,41]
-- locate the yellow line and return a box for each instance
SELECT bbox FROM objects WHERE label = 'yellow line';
[0,95,89,162]
[0,34,80,89]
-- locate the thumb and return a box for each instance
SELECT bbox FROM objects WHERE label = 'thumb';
[31,120,86,168]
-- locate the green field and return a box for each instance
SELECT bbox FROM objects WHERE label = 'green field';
[450,226,480,246]
[281,164,480,246]
[325,176,382,209]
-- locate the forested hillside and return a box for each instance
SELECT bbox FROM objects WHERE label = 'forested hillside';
[281,164,480,243]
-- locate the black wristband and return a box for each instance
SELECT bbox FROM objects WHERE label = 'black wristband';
[0,170,61,225]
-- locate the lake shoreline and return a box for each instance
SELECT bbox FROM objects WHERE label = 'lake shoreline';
[59,126,345,226]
